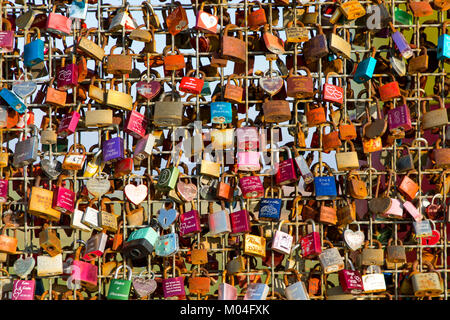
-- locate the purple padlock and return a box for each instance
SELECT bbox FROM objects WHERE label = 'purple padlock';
[389,22,413,59]
[0,179,8,203]
[57,58,79,90]
[387,97,412,132]
[162,266,185,298]
[12,280,35,300]
[179,209,201,237]
[102,125,124,163]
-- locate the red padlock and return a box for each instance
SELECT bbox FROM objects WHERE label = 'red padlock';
[124,101,147,139]
[114,152,133,178]
[195,3,218,33]
[247,1,267,30]
[179,70,205,95]
[275,146,298,185]
[323,72,344,105]
[378,74,401,101]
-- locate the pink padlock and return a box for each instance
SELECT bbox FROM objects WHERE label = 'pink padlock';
[237,151,261,171]
[124,102,148,139]
[275,146,298,185]
[403,201,422,222]
[162,266,186,298]
[58,102,82,137]
[11,280,35,300]
[338,260,363,294]
[52,175,75,214]
[236,120,259,150]
[70,242,98,287]
[46,6,72,36]
[239,175,264,199]
[300,219,322,258]
[272,220,294,255]
[230,199,252,235]
[179,209,202,237]
[381,198,403,219]
[387,96,412,132]
[57,57,79,90]
[218,271,238,300]
[208,201,231,236]
[0,179,8,203]
[0,19,14,53]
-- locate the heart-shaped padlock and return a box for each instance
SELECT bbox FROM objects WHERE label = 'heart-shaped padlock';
[14,251,35,279]
[124,183,148,206]
[176,179,197,202]
[132,271,157,298]
[136,73,161,100]
[344,226,365,251]
[12,81,37,99]
[259,70,284,96]
[157,202,178,229]
[86,172,111,198]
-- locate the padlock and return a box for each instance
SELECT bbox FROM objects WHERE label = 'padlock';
[11,279,36,300]
[0,224,17,254]
[0,19,14,53]
[413,218,434,238]
[398,170,420,200]
[105,79,133,111]
[180,70,205,95]
[408,46,429,73]
[154,91,184,127]
[58,102,82,137]
[354,47,377,83]
[312,163,338,200]
[36,253,63,277]
[155,225,179,257]
[52,175,75,214]
[39,224,62,257]
[407,0,433,16]
[437,21,450,60]
[336,141,359,171]
[275,146,298,185]
[102,125,124,163]
[434,139,450,168]
[222,24,246,63]
[188,268,212,296]
[301,219,322,258]
[410,260,443,297]
[85,101,113,127]
[323,72,344,105]
[259,187,283,221]
[211,97,232,125]
[361,240,384,266]
[107,265,133,300]
[46,4,72,36]
[83,232,108,261]
[0,86,26,115]
[224,74,244,104]
[263,24,285,55]
[125,202,145,227]
[378,74,402,102]
[124,102,147,139]
[71,199,92,232]
[28,176,61,222]
[338,259,363,294]
[272,220,294,255]
[78,28,106,62]
[362,265,386,293]
[106,46,133,75]
[305,103,327,127]
[216,172,236,201]
[57,54,78,90]
[285,19,309,43]
[337,0,366,19]
[239,174,265,199]
[396,145,415,172]
[13,125,39,168]
[108,3,138,32]
[81,199,102,231]
[244,269,270,300]
[421,95,448,130]
[195,2,218,33]
[211,127,235,150]
[208,201,232,236]
[122,226,159,260]
[328,25,352,60]
[23,27,44,67]
[347,171,368,199]
[284,269,310,300]
[62,144,87,171]
[99,198,118,233]
[162,266,185,298]
[387,96,413,132]
[322,122,342,154]
[219,271,237,300]
[45,77,67,108]
[319,200,338,226]
[286,67,314,99]
[157,150,182,192]
[386,238,406,264]
[262,98,291,123]
[230,198,252,235]
[389,22,414,59]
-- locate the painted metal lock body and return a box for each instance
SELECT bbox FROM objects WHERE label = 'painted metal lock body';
[275,147,298,185]
[0,179,8,203]
[81,200,101,231]
[294,153,314,184]
[319,240,344,274]
[85,104,113,127]
[195,2,218,33]
[399,171,419,200]
[353,47,377,83]
[13,125,39,167]
[303,24,329,62]
[244,226,266,258]
[322,72,344,105]
[163,46,185,71]
[361,240,384,266]
[71,200,92,232]
[155,226,179,257]
[157,167,180,192]
[305,103,327,127]
[0,225,17,254]
[272,220,293,255]
[286,67,314,98]
[37,254,63,277]
[387,98,412,132]
[189,268,211,295]
[284,269,310,300]
[336,141,359,171]
[0,88,26,114]
[52,175,75,214]
[224,74,244,103]
[322,122,342,154]
[236,120,259,150]
[328,26,352,59]
[102,126,124,163]
[211,101,232,125]
[244,269,270,300]
[122,226,159,260]
[134,133,156,161]
[237,151,261,172]
[62,143,86,170]
[222,24,246,63]
[362,266,386,293]
[125,103,147,139]
[230,208,252,235]
[259,187,283,221]
[437,21,450,60]
[0,19,14,53]
[413,219,433,238]
[179,209,201,237]
[313,163,337,200]
[58,104,81,137]
[386,238,406,264]
[191,245,208,265]
[389,22,413,59]
[107,265,133,300]
[12,280,35,300]
[154,91,184,126]
[219,271,237,300]
[71,245,98,287]
[83,232,108,261]
[106,79,133,111]
[180,70,205,95]
[239,175,264,199]
[410,260,443,297]
[301,219,322,258]
[208,202,231,236]
[262,99,291,123]
[379,74,401,101]
[46,8,72,36]
[338,261,363,294]
[162,266,185,298]
[57,60,78,90]
[24,28,44,67]
[28,177,61,222]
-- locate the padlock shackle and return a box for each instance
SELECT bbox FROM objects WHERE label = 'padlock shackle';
[114,264,133,281]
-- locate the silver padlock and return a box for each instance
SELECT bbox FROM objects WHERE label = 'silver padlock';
[13,124,39,168]
[319,240,345,274]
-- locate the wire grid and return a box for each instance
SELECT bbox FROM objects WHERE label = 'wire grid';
[0,0,447,300]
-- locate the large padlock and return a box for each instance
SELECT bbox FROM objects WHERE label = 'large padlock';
[124,101,147,139]
[155,225,179,257]
[105,79,133,111]
[78,27,105,61]
[422,95,448,130]
[62,144,87,171]
[338,259,363,294]
[121,226,159,260]
[107,265,133,300]
[437,21,450,60]
[284,269,309,300]
[208,201,232,236]
[154,91,184,126]
[275,146,298,185]
[389,22,414,59]
[188,268,212,295]
[305,103,327,127]
[319,240,344,274]
[247,1,267,29]
[28,177,61,222]
[57,54,78,90]
[410,260,443,297]
[46,4,72,36]
[83,232,108,261]
[244,224,266,258]
[272,220,293,255]
[378,73,402,101]
[195,2,218,33]
[386,238,406,264]
[239,174,265,199]
[13,124,39,168]
[162,266,185,298]
[218,271,238,300]
[336,141,359,171]
[286,67,314,98]
[262,98,291,123]
[58,102,82,137]
[361,240,384,266]
[0,224,17,254]
[387,96,412,132]
[323,72,344,105]
[354,47,377,84]
[102,125,124,163]
[230,198,252,235]
[23,27,44,67]
[222,24,246,63]
[52,175,75,214]
[302,24,329,62]
[328,26,352,60]
[85,101,113,127]
[259,187,283,221]
[244,269,270,300]
[0,87,26,115]
[362,265,386,293]
[106,46,133,75]
[301,219,322,258]
[312,163,337,200]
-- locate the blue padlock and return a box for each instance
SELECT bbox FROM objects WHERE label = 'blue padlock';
[259,187,282,221]
[210,100,232,124]
[0,88,26,114]
[312,163,337,200]
[155,225,179,257]
[122,226,160,260]
[24,27,44,67]
[437,22,450,60]
[102,125,124,163]
[353,47,377,84]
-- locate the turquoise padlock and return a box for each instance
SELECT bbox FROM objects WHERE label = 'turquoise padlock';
[437,21,450,61]
[201,81,211,96]
[24,27,44,68]
[353,47,377,84]
[0,88,26,114]
[210,101,232,124]
[107,265,133,300]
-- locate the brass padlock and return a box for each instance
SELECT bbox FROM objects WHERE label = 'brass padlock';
[361,240,384,266]
[39,223,62,257]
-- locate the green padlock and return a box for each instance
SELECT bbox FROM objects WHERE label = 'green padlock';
[394,8,412,26]
[201,81,211,96]
[156,150,181,192]
[42,137,68,153]
[107,264,133,300]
